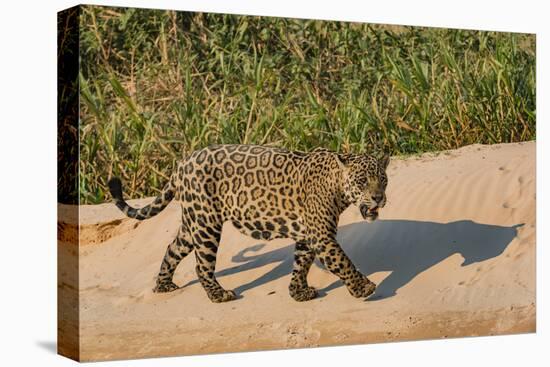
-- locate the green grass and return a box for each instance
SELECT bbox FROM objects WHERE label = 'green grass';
[78,5,536,204]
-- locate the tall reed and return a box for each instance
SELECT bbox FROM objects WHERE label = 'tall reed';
[78,6,536,203]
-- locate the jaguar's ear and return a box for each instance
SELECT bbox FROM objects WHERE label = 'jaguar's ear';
[336,154,350,182]
[336,153,351,169]
[379,153,390,169]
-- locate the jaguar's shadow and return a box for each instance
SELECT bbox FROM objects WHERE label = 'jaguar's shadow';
[187,219,520,300]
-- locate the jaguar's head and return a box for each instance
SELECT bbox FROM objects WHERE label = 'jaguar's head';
[338,153,390,222]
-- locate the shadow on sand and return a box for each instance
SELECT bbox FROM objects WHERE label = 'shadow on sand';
[185,219,521,300]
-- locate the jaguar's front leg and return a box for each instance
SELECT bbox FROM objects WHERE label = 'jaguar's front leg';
[288,240,317,302]
[311,238,376,299]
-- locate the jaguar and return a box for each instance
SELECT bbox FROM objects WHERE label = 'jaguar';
[108,144,389,303]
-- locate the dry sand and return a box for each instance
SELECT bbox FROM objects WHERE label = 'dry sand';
[58,141,536,361]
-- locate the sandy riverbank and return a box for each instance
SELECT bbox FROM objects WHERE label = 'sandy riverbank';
[58,141,536,361]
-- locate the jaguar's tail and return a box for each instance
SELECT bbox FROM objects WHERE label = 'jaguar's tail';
[107,177,175,220]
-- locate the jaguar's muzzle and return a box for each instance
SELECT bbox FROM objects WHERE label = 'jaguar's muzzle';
[359,203,379,221]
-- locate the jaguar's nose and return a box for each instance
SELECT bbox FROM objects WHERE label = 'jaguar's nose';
[371,193,383,204]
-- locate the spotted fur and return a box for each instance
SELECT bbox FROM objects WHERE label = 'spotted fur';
[108,144,389,303]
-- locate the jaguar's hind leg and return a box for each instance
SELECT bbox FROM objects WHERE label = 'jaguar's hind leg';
[153,225,194,293]
[193,224,237,303]
[288,240,317,301]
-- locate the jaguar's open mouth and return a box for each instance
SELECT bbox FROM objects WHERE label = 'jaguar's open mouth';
[359,204,379,221]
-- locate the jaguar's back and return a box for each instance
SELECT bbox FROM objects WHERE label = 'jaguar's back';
[175,144,309,242]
